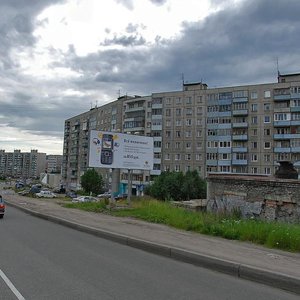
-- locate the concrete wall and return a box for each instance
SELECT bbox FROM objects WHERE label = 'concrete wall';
[207,173,300,223]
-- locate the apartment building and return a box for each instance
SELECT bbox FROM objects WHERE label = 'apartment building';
[46,155,63,173]
[62,72,300,191]
[0,149,46,179]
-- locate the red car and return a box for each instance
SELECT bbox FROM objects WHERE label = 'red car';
[0,195,5,219]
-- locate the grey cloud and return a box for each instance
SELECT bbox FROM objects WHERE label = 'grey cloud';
[149,0,167,5]
[114,0,134,10]
[101,35,146,47]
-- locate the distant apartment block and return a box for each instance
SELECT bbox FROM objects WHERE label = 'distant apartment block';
[46,155,63,173]
[0,149,46,179]
[62,73,300,192]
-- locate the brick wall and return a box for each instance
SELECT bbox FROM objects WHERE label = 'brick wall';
[207,174,300,223]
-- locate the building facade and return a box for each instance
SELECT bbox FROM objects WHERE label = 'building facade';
[46,155,63,174]
[0,149,46,179]
[62,73,300,191]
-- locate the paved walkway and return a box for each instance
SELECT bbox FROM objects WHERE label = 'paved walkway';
[2,190,300,294]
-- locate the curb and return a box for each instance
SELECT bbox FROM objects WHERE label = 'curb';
[6,201,300,295]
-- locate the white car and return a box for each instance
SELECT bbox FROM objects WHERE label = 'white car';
[71,196,98,203]
[97,192,111,198]
[36,190,57,198]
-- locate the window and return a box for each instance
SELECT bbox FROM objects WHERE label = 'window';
[251,167,258,174]
[196,142,202,149]
[186,97,192,104]
[264,142,271,149]
[251,154,258,162]
[251,142,258,149]
[175,165,180,172]
[166,120,171,127]
[264,167,271,175]
[165,109,171,116]
[175,108,181,116]
[264,103,271,111]
[252,116,258,124]
[252,129,258,136]
[264,154,271,162]
[176,97,181,104]
[175,142,181,149]
[251,104,258,112]
[186,119,192,126]
[175,154,181,160]
[197,107,203,115]
[250,91,258,99]
[175,131,181,138]
[186,142,191,149]
[185,130,192,137]
[264,129,270,136]
[264,91,271,98]
[176,119,182,126]
[165,154,170,160]
[165,131,171,138]
[186,108,193,115]
[196,130,202,137]
[264,116,271,123]
[195,154,202,160]
[185,154,191,161]
[165,142,170,149]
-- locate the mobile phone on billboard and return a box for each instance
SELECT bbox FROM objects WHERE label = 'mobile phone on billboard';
[100,134,113,165]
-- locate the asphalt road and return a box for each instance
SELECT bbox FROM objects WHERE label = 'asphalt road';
[0,207,298,300]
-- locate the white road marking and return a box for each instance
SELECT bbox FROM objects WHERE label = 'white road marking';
[0,268,25,300]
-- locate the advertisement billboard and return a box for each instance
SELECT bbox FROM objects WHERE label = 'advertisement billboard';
[88,130,154,170]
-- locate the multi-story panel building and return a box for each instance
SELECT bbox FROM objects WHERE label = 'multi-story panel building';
[0,149,46,179]
[46,155,63,173]
[62,73,300,192]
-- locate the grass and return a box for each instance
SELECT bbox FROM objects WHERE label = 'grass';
[63,198,300,252]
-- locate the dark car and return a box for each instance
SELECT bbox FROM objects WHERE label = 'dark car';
[65,191,78,199]
[0,195,5,218]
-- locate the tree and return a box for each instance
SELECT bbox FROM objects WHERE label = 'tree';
[147,170,206,201]
[80,168,104,195]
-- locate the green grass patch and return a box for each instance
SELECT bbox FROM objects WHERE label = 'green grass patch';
[63,201,107,213]
[63,198,300,252]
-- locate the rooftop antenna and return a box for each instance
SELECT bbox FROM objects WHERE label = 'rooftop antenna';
[117,89,121,98]
[276,57,281,82]
[181,73,185,85]
[96,100,98,108]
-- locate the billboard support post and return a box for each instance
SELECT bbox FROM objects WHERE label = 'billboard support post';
[127,169,132,207]
[109,168,117,208]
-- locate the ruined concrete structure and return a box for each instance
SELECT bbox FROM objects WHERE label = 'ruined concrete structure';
[207,173,300,223]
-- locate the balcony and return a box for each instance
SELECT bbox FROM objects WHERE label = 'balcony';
[125,106,145,113]
[150,169,161,176]
[274,94,291,101]
[206,159,218,166]
[232,97,248,103]
[232,122,248,128]
[291,92,300,99]
[218,147,232,154]
[232,134,248,141]
[291,147,300,153]
[151,124,162,131]
[274,147,291,153]
[291,106,300,112]
[291,120,300,126]
[232,147,248,152]
[152,103,163,109]
[232,159,248,165]
[218,160,232,166]
[274,133,300,140]
[273,121,291,127]
[232,109,248,116]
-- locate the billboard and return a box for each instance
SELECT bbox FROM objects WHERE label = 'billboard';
[88,130,154,170]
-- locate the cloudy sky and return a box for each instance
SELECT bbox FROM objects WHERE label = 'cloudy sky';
[0,0,299,154]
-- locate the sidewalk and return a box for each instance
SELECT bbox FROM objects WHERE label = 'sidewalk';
[3,190,300,295]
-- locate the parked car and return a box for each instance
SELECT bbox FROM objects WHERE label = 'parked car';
[36,190,57,198]
[0,195,5,218]
[65,191,78,199]
[97,192,111,198]
[72,196,98,203]
[115,193,128,200]
[18,189,31,196]
[30,185,41,194]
